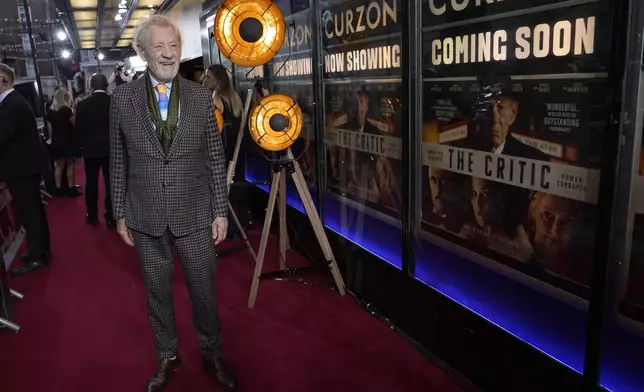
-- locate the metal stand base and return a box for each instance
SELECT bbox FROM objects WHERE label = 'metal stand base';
[258,265,337,289]
[0,317,20,332]
[0,289,23,332]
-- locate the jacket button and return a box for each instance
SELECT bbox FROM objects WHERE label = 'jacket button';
[162,182,166,189]
[164,160,169,165]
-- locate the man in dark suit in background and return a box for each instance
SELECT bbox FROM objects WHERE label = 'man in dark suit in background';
[76,73,115,228]
[0,63,50,276]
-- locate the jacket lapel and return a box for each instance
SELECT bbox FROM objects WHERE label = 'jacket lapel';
[168,77,193,157]
[131,75,164,156]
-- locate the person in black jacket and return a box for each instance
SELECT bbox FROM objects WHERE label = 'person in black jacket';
[0,63,50,276]
[47,87,81,196]
[76,73,115,228]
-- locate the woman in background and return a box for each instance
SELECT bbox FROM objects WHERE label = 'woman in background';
[204,64,243,149]
[47,87,80,196]
[203,64,249,237]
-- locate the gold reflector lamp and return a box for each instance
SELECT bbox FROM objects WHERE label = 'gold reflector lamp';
[249,94,302,152]
[213,0,286,67]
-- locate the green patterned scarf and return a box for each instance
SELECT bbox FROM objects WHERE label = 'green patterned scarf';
[146,74,180,155]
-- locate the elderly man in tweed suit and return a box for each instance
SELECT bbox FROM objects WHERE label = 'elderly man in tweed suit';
[110,15,236,392]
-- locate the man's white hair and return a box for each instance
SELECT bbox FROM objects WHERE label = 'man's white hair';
[133,14,182,59]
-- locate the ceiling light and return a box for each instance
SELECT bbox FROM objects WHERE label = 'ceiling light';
[97,52,105,60]
[73,11,97,20]
[115,14,122,21]
[118,8,127,13]
[61,50,70,59]
[56,30,67,41]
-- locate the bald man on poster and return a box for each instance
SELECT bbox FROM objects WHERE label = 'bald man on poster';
[109,15,236,391]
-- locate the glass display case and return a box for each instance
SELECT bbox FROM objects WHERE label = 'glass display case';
[318,0,403,268]
[597,1,644,391]
[414,0,615,377]
[200,0,644,389]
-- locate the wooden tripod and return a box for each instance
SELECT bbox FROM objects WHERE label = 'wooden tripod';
[220,86,263,265]
[248,149,346,308]
[223,80,345,307]
[223,81,292,265]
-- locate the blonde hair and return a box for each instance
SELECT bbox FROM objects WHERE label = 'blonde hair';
[133,14,183,59]
[50,88,70,112]
[0,63,15,84]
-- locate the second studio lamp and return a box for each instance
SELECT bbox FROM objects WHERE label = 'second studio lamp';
[248,94,303,152]
[213,0,286,68]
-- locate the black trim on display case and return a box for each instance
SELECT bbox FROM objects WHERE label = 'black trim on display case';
[401,0,419,278]
[582,0,631,389]
[311,0,325,213]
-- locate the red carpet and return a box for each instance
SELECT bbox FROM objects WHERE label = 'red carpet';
[0,164,465,392]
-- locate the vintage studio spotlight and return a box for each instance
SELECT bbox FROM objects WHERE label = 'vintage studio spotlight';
[213,0,346,308]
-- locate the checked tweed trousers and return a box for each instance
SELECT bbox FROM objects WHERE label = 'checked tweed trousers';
[131,226,223,360]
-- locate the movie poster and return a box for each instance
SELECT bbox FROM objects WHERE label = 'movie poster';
[322,0,403,218]
[420,78,605,289]
[419,0,613,295]
[325,81,403,217]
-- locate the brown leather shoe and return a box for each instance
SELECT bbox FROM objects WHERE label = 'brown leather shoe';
[146,356,181,392]
[203,358,236,391]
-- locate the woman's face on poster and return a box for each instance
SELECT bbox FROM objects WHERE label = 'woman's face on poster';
[533,194,576,256]
[471,177,495,228]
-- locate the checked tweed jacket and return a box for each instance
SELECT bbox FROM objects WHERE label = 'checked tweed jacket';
[109,74,227,237]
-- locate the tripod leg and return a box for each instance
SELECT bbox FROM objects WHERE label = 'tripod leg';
[248,171,281,308]
[226,89,254,191]
[291,162,346,295]
[278,168,289,269]
[0,316,20,332]
[10,289,23,299]
[228,200,257,266]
